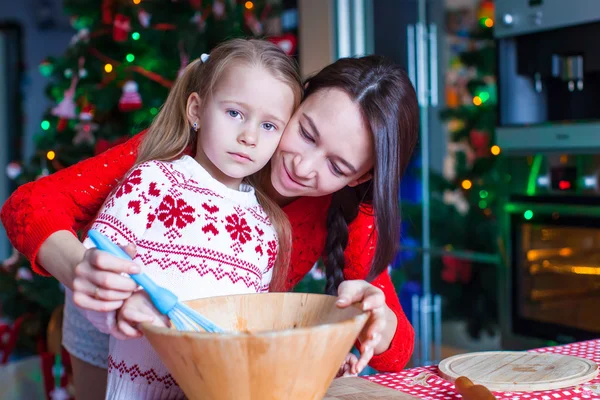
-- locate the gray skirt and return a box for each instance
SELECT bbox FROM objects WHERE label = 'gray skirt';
[62,288,110,369]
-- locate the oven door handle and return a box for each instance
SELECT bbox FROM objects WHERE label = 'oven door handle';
[504,202,600,217]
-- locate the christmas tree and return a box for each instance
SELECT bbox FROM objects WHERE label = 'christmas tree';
[1,0,296,356]
[395,0,500,340]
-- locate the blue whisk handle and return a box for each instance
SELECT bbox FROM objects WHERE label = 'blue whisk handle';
[87,230,178,315]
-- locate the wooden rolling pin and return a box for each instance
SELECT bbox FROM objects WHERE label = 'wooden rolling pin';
[455,376,497,400]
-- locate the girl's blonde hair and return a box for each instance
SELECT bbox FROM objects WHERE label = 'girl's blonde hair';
[137,38,302,292]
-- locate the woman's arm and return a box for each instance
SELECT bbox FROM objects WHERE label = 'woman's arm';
[0,133,144,277]
[343,203,414,372]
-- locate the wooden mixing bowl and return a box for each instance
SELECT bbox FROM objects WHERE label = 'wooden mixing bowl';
[142,292,369,400]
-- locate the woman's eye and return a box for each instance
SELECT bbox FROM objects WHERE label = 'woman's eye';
[262,122,277,131]
[331,162,345,177]
[227,110,241,119]
[299,124,314,143]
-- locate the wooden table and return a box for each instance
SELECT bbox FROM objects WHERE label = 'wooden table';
[324,377,420,399]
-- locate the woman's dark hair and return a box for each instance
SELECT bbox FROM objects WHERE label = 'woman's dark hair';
[304,56,419,295]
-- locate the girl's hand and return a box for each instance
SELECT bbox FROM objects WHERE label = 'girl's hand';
[336,353,359,377]
[116,290,170,338]
[336,280,394,374]
[72,243,141,312]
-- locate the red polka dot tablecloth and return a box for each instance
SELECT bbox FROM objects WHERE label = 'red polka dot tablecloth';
[364,339,600,400]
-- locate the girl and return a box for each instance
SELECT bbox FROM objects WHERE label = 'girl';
[76,38,302,399]
[1,49,419,397]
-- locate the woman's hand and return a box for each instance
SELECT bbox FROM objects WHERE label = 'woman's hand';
[72,243,141,312]
[336,353,359,377]
[335,279,398,374]
[116,290,169,339]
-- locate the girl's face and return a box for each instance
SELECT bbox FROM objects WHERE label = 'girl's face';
[190,64,295,189]
[270,88,374,198]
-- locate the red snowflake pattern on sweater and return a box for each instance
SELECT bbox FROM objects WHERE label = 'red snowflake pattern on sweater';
[156,194,196,240]
[225,213,252,244]
[116,169,142,198]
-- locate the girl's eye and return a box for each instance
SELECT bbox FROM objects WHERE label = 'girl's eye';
[299,124,315,143]
[227,110,241,119]
[262,122,277,132]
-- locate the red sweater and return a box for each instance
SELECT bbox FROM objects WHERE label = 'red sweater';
[0,133,414,372]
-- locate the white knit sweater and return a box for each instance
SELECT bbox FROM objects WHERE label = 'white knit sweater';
[81,156,277,399]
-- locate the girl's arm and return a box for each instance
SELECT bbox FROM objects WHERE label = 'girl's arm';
[343,203,414,372]
[76,160,170,334]
[0,132,144,279]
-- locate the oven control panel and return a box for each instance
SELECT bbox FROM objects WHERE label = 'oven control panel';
[503,153,600,196]
[495,0,600,38]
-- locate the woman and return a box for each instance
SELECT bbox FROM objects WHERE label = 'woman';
[1,54,418,397]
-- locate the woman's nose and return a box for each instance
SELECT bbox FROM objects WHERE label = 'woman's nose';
[293,154,317,179]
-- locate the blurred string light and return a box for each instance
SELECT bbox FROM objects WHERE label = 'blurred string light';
[461,179,472,190]
[104,63,113,73]
[41,120,50,131]
[491,145,501,156]
[46,151,56,161]
[245,1,254,9]
[480,17,494,28]
[132,32,140,40]
[473,90,490,106]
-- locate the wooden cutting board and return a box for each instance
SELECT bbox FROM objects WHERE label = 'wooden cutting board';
[439,351,598,392]
[324,377,420,399]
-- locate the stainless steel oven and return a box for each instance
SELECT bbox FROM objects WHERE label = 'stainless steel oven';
[495,0,600,348]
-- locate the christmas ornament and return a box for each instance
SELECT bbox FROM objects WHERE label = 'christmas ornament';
[16,267,33,281]
[39,59,54,77]
[138,9,152,28]
[52,58,85,120]
[73,105,98,145]
[212,0,226,19]
[469,129,490,158]
[6,162,22,180]
[119,80,143,112]
[102,0,115,24]
[268,33,297,56]
[443,189,470,215]
[113,14,131,42]
[69,28,89,47]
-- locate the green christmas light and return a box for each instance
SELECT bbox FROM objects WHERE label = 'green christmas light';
[524,210,534,220]
[479,91,490,102]
[126,53,135,62]
[479,200,487,209]
[479,190,488,199]
[150,107,158,115]
[132,32,141,40]
[41,120,50,130]
[39,61,53,77]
